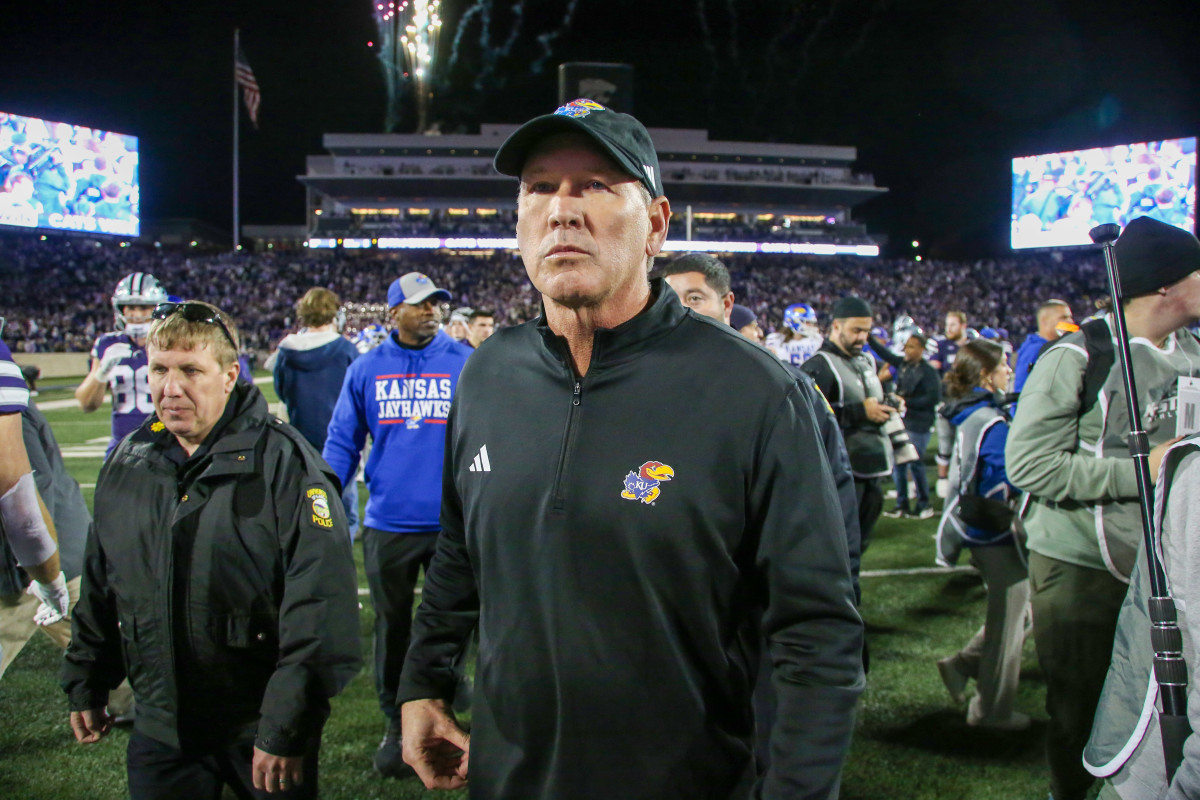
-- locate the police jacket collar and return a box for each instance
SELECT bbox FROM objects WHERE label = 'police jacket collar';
[133,382,268,477]
[534,278,688,368]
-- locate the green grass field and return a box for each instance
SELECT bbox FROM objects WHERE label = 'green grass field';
[0,376,1055,799]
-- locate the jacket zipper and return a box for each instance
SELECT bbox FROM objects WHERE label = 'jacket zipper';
[550,378,582,512]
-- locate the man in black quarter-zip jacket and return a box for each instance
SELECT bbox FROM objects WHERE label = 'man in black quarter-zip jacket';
[396,99,864,800]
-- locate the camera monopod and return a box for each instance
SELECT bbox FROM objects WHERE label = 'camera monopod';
[1090,222,1190,781]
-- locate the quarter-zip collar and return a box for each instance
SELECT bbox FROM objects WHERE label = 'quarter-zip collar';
[534,278,689,370]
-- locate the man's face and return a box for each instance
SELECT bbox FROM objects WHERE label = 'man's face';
[739,321,764,343]
[468,316,495,347]
[391,299,443,346]
[832,317,872,355]
[148,344,238,449]
[122,304,154,326]
[903,337,925,362]
[1043,304,1074,336]
[663,271,732,324]
[945,315,964,340]
[1167,271,1200,322]
[516,133,668,310]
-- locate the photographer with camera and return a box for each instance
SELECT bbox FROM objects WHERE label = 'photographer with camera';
[932,339,1030,731]
[802,296,897,551]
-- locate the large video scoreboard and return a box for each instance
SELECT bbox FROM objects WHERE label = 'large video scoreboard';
[0,110,139,237]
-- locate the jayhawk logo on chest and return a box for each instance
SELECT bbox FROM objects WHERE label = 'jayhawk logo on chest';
[621,460,675,505]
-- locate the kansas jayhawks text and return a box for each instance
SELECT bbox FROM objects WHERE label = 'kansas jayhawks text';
[375,374,453,425]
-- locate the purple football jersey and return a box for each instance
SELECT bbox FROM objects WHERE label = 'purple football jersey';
[92,332,153,454]
[0,340,30,414]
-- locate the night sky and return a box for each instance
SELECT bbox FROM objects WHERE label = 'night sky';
[3,0,1198,257]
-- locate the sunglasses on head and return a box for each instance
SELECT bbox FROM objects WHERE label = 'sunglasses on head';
[152,302,238,353]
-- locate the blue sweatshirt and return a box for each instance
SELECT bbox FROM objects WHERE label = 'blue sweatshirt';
[1013,332,1048,392]
[323,330,471,533]
[273,332,359,450]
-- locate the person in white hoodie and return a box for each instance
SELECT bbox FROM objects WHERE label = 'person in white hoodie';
[271,288,360,534]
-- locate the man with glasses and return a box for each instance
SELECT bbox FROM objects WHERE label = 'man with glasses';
[62,300,361,799]
[322,273,473,779]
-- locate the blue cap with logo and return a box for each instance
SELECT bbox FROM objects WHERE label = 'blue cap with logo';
[387,272,452,307]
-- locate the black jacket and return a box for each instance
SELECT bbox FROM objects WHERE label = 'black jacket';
[397,281,864,800]
[894,359,941,432]
[61,383,362,755]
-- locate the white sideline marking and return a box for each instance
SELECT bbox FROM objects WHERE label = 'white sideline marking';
[861,566,977,578]
[36,376,272,411]
[356,566,976,599]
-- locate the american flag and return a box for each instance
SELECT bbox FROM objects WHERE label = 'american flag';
[235,46,260,128]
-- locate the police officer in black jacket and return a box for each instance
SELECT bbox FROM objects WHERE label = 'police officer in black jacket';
[62,301,361,799]
[396,100,863,800]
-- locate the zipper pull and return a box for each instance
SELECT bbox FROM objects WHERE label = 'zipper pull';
[573,381,581,406]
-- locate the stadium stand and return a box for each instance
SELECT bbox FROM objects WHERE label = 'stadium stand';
[0,233,1111,362]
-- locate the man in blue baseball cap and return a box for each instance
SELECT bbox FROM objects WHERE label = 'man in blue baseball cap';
[322,271,473,779]
[396,100,863,799]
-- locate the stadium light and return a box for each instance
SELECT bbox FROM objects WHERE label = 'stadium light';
[911,240,920,248]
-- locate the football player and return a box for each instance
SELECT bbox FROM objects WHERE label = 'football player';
[74,273,168,456]
[767,302,823,366]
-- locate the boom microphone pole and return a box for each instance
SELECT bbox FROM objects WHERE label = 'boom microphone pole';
[1090,222,1190,782]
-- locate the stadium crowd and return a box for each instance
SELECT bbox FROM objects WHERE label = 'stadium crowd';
[0,234,1111,359]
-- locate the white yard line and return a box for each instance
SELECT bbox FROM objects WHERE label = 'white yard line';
[36,375,271,411]
[860,566,976,578]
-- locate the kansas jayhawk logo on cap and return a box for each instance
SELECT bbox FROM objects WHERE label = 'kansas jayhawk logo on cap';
[555,98,606,119]
[621,460,675,505]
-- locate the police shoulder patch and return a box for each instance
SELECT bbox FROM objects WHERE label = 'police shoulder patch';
[307,486,334,528]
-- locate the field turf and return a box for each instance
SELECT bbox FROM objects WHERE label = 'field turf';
[0,376,1055,799]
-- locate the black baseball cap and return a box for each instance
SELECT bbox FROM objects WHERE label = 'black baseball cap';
[493,99,662,197]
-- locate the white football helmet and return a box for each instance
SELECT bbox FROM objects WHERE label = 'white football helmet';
[112,273,168,337]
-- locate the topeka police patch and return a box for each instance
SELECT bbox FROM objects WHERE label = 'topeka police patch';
[620,460,675,505]
[307,487,333,528]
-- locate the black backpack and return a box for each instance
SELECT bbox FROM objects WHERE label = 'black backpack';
[1027,318,1114,415]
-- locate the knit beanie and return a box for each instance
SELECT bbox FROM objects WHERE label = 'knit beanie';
[832,296,873,319]
[1114,216,1200,299]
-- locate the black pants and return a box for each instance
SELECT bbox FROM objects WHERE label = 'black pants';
[854,476,883,553]
[126,729,319,800]
[363,527,441,724]
[1029,553,1127,800]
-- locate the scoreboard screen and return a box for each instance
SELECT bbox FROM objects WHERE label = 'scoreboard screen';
[0,110,139,237]
[1011,136,1195,249]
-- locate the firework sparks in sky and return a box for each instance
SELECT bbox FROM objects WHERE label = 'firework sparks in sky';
[372,0,442,131]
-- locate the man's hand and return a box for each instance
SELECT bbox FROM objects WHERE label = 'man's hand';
[252,747,305,794]
[401,698,470,790]
[96,343,132,382]
[1150,436,1185,484]
[29,572,70,621]
[862,397,897,424]
[70,708,112,743]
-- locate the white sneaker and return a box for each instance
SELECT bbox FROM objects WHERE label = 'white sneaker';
[915,507,936,520]
[936,657,969,704]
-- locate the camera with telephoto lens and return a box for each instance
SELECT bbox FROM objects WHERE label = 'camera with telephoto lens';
[881,393,919,465]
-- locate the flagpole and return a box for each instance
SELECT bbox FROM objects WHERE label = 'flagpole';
[233,28,240,252]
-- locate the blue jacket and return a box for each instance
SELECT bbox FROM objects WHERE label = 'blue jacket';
[273,334,359,450]
[1013,332,1048,392]
[951,390,1018,544]
[323,331,471,533]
